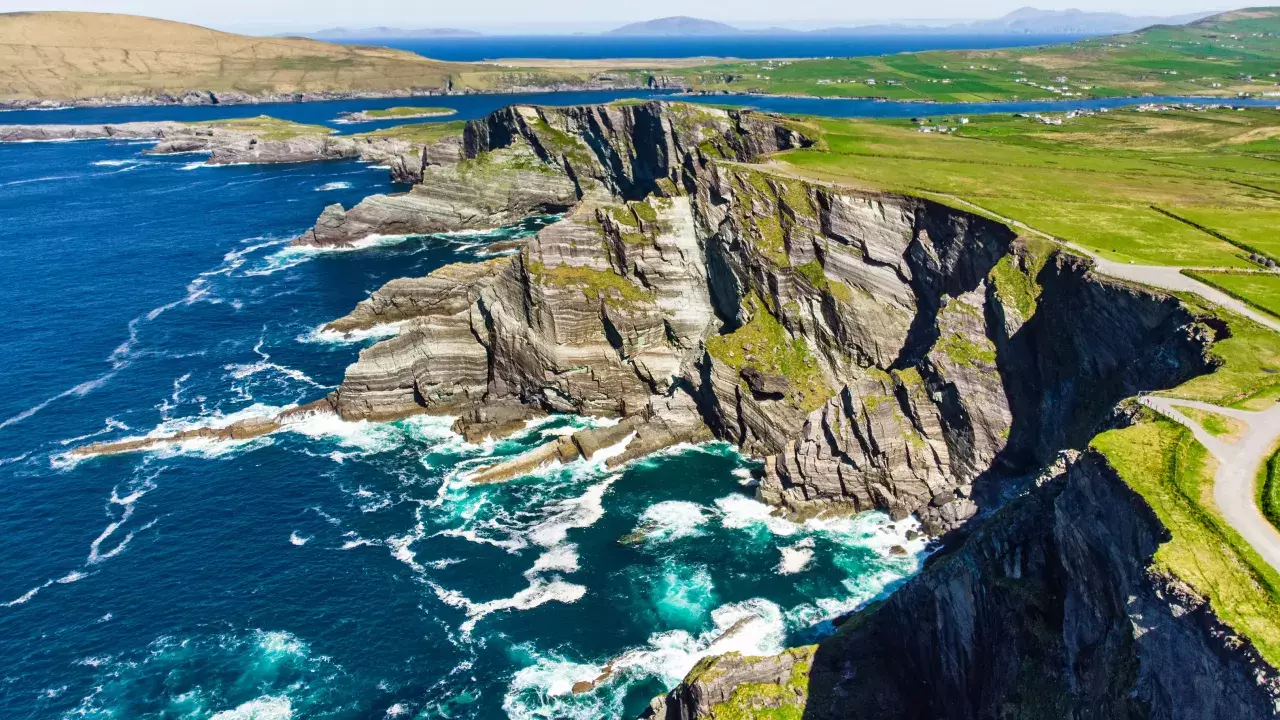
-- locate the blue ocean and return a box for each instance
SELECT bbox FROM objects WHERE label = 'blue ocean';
[0,89,930,719]
[333,34,1088,62]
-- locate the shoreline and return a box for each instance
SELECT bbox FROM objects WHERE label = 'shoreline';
[1,83,1262,114]
[0,81,685,112]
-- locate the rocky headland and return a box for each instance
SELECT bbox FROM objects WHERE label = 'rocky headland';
[71,100,1280,716]
[0,118,436,182]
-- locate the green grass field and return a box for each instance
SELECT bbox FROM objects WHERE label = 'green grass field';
[775,107,1280,269]
[1181,406,1249,441]
[1093,418,1280,667]
[1185,271,1280,318]
[667,9,1280,102]
[353,120,466,144]
[361,106,456,118]
[187,115,333,140]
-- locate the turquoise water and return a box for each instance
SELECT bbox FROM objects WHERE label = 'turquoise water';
[0,96,926,719]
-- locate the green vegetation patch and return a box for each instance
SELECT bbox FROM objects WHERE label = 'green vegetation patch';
[1259,446,1280,534]
[659,11,1280,103]
[706,294,831,412]
[187,115,332,140]
[527,260,654,307]
[1167,295,1280,410]
[1179,406,1248,442]
[1185,270,1280,320]
[355,119,465,145]
[362,106,456,118]
[704,647,815,720]
[1093,419,1280,667]
[979,201,1252,269]
[795,259,854,303]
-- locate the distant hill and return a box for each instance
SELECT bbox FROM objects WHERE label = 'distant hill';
[815,8,1215,35]
[609,8,1215,37]
[606,16,740,36]
[301,27,483,40]
[0,12,545,103]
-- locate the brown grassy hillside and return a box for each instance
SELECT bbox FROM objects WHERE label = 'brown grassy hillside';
[0,11,579,101]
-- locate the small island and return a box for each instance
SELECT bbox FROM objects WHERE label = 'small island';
[335,106,458,123]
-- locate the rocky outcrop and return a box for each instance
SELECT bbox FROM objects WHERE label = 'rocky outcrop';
[294,101,810,247]
[654,450,1280,720]
[0,119,431,173]
[297,152,579,246]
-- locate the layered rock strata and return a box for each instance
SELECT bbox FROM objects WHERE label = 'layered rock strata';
[304,101,1213,528]
[76,101,1218,536]
[0,120,433,177]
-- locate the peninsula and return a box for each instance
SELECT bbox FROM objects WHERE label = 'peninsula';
[67,93,1280,716]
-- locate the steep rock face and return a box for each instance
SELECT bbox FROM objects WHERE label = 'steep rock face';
[297,150,580,246]
[295,101,810,247]
[656,452,1280,719]
[311,101,1217,534]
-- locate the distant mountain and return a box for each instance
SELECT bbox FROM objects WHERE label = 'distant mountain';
[298,27,483,40]
[604,8,1213,38]
[605,16,740,36]
[813,7,1216,36]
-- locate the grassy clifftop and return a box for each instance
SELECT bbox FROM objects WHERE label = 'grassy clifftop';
[0,11,613,102]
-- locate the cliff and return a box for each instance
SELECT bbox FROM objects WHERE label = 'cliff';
[652,450,1280,719]
[297,101,1212,536]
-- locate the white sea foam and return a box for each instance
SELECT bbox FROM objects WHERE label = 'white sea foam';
[289,532,311,546]
[91,159,138,167]
[527,478,615,548]
[777,540,815,575]
[180,161,207,171]
[714,494,799,537]
[433,578,588,636]
[315,181,352,191]
[503,598,786,720]
[2,579,51,607]
[298,321,405,344]
[526,543,580,576]
[209,695,293,720]
[633,501,711,543]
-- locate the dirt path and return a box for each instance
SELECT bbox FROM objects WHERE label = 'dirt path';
[1141,396,1280,574]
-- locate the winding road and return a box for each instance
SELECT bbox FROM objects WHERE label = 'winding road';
[1140,397,1280,573]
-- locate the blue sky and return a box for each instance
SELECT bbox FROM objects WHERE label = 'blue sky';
[0,0,1236,34]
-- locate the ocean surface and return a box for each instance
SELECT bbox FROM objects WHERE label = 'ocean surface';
[6,89,1279,134]
[334,33,1089,62]
[0,91,930,719]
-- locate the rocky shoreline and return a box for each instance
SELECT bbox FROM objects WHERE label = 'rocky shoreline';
[0,76,691,112]
[68,99,1280,717]
[0,119,436,182]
